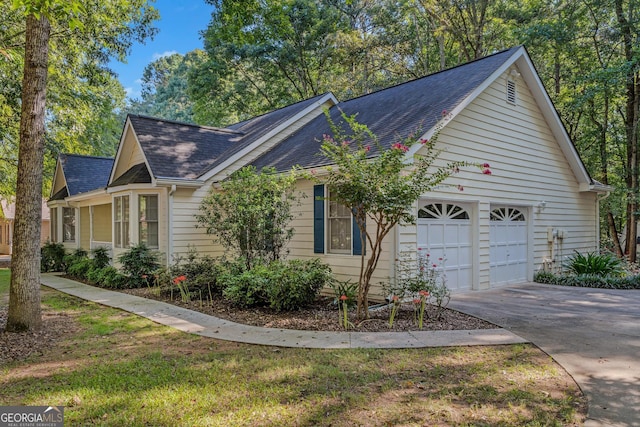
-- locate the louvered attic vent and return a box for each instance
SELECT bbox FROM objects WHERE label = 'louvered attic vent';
[506,79,517,105]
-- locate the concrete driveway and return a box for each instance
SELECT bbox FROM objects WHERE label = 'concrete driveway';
[449,283,640,427]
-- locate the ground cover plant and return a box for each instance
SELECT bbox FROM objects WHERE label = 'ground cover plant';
[0,273,586,426]
[534,251,640,289]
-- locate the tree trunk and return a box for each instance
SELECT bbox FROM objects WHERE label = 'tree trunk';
[5,13,51,332]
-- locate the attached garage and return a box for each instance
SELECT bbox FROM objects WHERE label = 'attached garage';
[489,206,529,286]
[417,202,473,291]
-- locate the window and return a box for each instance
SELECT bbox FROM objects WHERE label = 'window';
[313,185,363,255]
[114,196,130,248]
[62,207,75,242]
[328,196,352,254]
[50,207,58,242]
[139,195,158,248]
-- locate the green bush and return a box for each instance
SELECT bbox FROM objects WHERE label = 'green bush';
[91,247,111,269]
[91,266,127,289]
[533,270,640,289]
[170,247,225,296]
[41,241,66,272]
[564,251,624,277]
[118,243,161,288]
[67,257,93,280]
[266,259,332,311]
[63,249,88,274]
[220,259,331,311]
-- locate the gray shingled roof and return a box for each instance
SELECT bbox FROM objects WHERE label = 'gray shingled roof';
[127,95,329,180]
[128,115,242,180]
[251,47,520,172]
[57,154,114,196]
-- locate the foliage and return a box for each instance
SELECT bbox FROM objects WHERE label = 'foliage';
[40,240,65,272]
[62,248,88,274]
[89,266,127,289]
[328,279,358,308]
[533,271,640,290]
[197,165,302,270]
[166,247,225,298]
[564,251,625,277]
[117,243,161,288]
[317,112,486,318]
[91,246,111,270]
[220,259,331,311]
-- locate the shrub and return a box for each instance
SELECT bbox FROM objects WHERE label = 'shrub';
[220,259,332,311]
[91,247,111,269]
[67,257,93,280]
[93,266,127,289]
[63,249,88,274]
[266,259,332,311]
[170,247,225,297]
[564,251,624,277]
[118,243,161,288]
[41,241,66,272]
[533,270,640,289]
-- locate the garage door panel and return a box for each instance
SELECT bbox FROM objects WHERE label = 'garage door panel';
[490,206,528,286]
[417,202,473,291]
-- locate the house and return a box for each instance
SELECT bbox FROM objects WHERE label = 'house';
[0,197,51,255]
[48,46,608,298]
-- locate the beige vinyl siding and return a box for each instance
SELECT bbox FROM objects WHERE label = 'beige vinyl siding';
[80,207,90,250]
[113,128,146,182]
[51,168,67,196]
[399,70,597,289]
[92,204,112,242]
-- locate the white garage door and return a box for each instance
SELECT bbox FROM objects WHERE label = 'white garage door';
[490,206,528,286]
[417,202,473,291]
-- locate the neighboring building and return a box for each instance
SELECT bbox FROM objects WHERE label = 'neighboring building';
[0,197,51,255]
[48,46,609,298]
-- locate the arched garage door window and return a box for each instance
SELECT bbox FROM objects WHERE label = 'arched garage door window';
[417,202,472,291]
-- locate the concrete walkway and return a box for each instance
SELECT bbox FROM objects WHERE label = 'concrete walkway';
[449,282,640,427]
[40,274,526,349]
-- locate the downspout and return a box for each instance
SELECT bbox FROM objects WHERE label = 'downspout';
[597,190,611,254]
[167,185,176,266]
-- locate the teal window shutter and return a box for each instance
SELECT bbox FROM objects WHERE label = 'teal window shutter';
[313,184,324,253]
[352,211,364,256]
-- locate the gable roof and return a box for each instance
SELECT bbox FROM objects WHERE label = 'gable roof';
[252,47,522,172]
[126,115,241,180]
[1,197,50,220]
[51,154,114,200]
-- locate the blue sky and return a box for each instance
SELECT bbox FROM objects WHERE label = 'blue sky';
[109,0,213,99]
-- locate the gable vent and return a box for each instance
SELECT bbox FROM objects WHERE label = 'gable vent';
[506,79,517,105]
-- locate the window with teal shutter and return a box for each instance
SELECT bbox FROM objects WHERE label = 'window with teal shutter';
[313,184,324,253]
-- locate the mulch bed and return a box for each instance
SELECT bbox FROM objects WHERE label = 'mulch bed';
[121,287,498,332]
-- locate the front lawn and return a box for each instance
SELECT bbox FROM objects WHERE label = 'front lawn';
[0,285,586,426]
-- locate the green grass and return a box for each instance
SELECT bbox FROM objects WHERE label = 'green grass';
[0,287,586,426]
[0,268,9,295]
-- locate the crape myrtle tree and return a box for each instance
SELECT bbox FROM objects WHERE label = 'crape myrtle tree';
[317,112,491,319]
[196,166,303,270]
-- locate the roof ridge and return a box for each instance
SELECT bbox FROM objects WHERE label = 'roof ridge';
[339,46,521,104]
[60,153,114,161]
[227,92,333,128]
[128,114,244,136]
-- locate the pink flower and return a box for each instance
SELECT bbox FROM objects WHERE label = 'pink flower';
[420,138,429,145]
[413,298,421,305]
[392,295,399,302]
[342,140,350,147]
[438,257,443,261]
[432,264,437,268]
[419,290,430,297]
[173,275,187,285]
[457,185,464,191]
[442,109,448,116]
[483,163,491,168]
[482,168,492,175]
[364,145,371,152]
[391,143,409,152]
[340,294,348,301]
[417,247,422,251]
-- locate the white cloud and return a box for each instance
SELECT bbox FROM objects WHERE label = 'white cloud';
[124,87,141,99]
[152,50,179,60]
